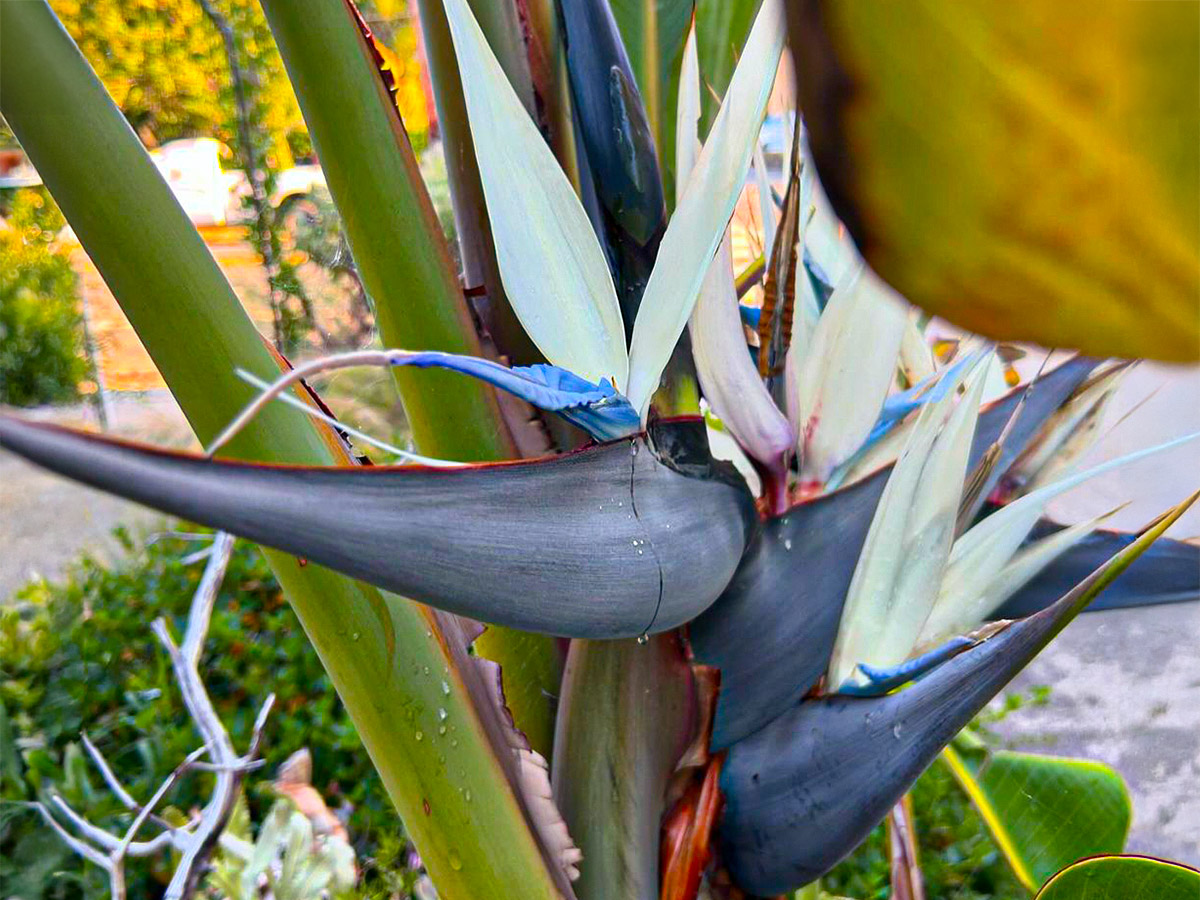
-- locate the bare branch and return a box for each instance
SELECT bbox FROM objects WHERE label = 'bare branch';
[31,802,111,869]
[34,532,275,900]
[182,531,235,667]
[80,732,137,810]
[115,745,208,859]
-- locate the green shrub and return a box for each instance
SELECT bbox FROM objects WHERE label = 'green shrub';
[0,189,88,407]
[0,527,405,898]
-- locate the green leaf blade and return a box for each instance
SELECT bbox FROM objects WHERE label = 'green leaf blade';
[1035,855,1200,899]
[943,745,1131,891]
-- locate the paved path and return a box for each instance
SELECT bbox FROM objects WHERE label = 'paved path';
[0,392,192,599]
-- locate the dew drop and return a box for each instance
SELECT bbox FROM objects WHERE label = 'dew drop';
[438,707,448,721]
[439,725,447,736]
[451,739,459,748]
[448,850,463,871]
[784,539,793,551]
[892,724,902,739]
[423,666,430,676]
[415,731,424,742]
[463,789,472,803]
[351,632,361,642]
[636,633,649,645]
[441,680,451,696]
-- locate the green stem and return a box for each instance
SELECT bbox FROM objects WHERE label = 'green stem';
[258,0,514,463]
[552,635,696,899]
[413,0,545,370]
[262,0,564,756]
[522,0,584,192]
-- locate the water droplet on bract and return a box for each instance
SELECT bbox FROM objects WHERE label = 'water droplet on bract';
[630,443,638,456]
[426,630,432,638]
[784,539,792,551]
[441,680,451,696]
[351,632,360,642]
[438,707,448,721]
[636,633,649,645]
[415,731,424,742]
[448,850,463,871]
[439,725,447,736]
[892,724,902,739]
[451,738,459,748]
[423,666,430,675]
[463,789,472,803]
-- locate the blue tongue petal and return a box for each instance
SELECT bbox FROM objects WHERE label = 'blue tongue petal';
[393,352,640,441]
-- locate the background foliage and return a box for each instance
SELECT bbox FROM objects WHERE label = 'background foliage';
[0,529,408,899]
[0,189,87,407]
[47,0,429,162]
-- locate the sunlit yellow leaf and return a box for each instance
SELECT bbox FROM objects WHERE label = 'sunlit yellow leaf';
[791,0,1200,360]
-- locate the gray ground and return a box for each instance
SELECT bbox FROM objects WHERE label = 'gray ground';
[0,392,192,598]
[1,362,1198,868]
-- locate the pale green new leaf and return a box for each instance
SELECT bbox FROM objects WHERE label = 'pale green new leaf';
[943,431,1200,629]
[679,30,793,477]
[804,175,859,289]
[828,355,990,687]
[919,509,1111,648]
[898,311,936,387]
[626,0,786,416]
[441,0,627,387]
[793,266,908,484]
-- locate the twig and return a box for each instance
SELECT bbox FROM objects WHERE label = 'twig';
[34,532,274,900]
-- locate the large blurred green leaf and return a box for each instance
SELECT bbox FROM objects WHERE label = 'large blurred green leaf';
[943,737,1130,892]
[790,1,1200,361]
[1035,855,1200,899]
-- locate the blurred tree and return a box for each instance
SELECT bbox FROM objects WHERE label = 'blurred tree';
[49,0,303,163]
[48,0,428,162]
